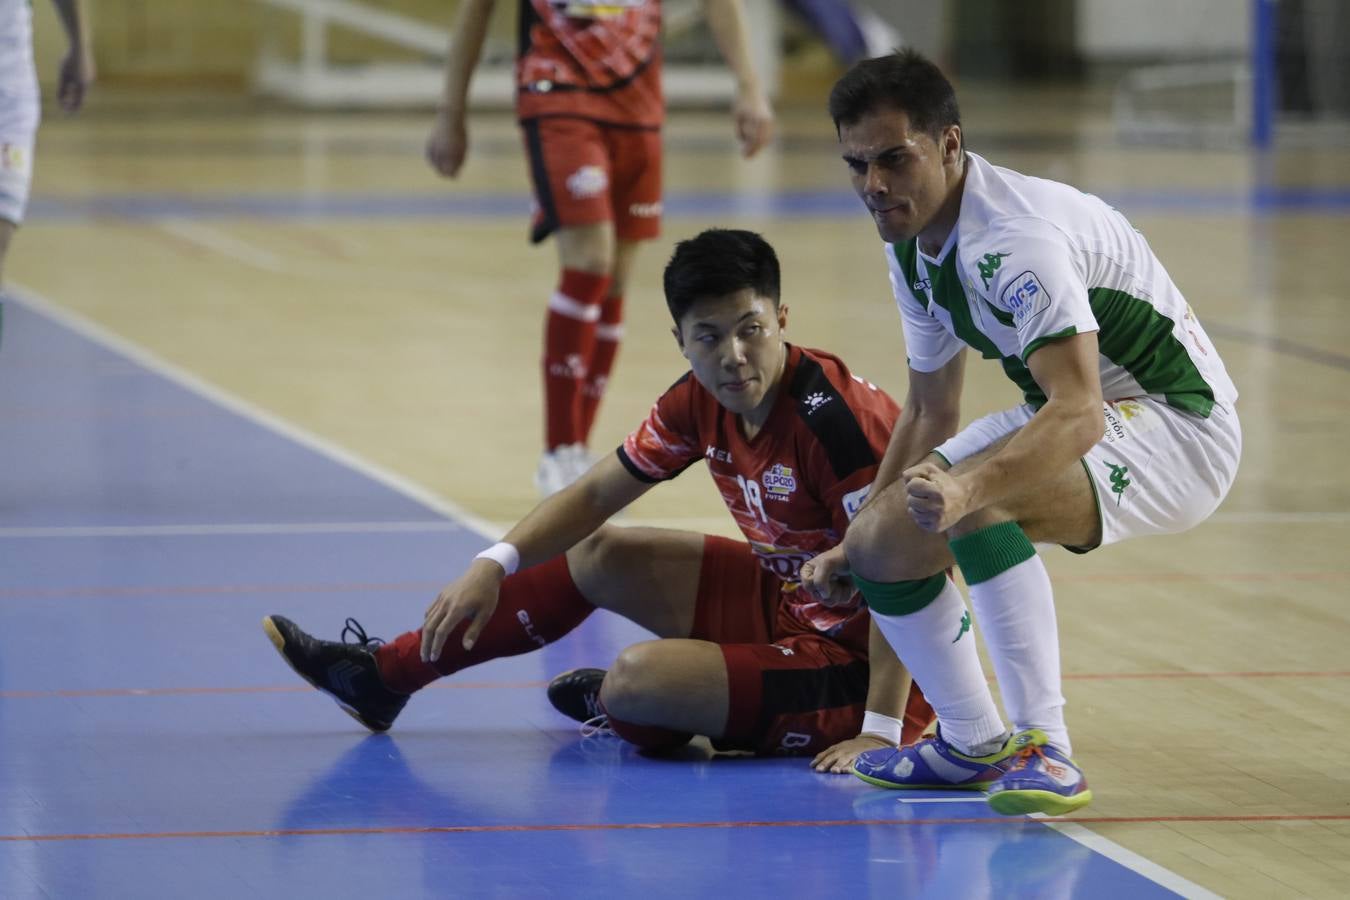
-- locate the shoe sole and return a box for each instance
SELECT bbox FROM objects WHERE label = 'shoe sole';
[851,769,997,791]
[261,616,389,733]
[987,788,1094,816]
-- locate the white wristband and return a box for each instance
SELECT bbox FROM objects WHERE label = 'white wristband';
[474,542,520,576]
[860,710,904,746]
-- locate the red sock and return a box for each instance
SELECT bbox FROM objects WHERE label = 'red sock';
[900,684,936,746]
[544,269,611,450]
[375,555,594,694]
[607,713,694,752]
[579,292,624,442]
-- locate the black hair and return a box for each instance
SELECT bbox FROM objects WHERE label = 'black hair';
[828,49,962,142]
[663,228,781,324]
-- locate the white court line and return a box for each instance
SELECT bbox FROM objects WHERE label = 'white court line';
[158,219,288,273]
[1031,815,1222,899]
[895,797,988,804]
[0,521,465,539]
[7,285,503,540]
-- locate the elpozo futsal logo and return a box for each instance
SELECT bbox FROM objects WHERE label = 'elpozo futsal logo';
[762,463,797,500]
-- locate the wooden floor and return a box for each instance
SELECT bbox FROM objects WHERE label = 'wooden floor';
[9,83,1350,897]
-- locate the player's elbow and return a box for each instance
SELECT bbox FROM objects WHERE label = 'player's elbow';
[1065,399,1105,455]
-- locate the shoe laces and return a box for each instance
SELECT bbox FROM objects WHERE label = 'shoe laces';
[580,714,615,738]
[340,617,385,650]
[1007,742,1048,772]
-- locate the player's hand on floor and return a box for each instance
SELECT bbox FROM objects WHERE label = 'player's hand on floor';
[800,546,853,607]
[811,734,893,774]
[426,110,469,178]
[421,561,503,661]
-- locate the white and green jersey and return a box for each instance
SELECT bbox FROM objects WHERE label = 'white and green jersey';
[885,152,1237,417]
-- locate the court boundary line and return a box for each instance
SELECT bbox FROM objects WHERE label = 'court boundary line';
[1030,815,1222,899]
[1,283,1209,897]
[6,285,503,540]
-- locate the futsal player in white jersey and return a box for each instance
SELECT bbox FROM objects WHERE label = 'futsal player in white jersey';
[799,49,1241,816]
[0,0,92,288]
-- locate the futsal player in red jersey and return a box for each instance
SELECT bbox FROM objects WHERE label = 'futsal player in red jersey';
[264,229,931,770]
[426,0,775,495]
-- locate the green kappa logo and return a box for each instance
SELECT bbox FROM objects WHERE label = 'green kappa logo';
[952,610,971,643]
[1104,462,1131,505]
[977,252,1010,289]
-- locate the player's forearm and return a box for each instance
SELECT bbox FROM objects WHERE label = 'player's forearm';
[960,395,1102,513]
[438,0,496,114]
[49,0,89,50]
[874,404,961,494]
[701,0,763,95]
[495,457,647,571]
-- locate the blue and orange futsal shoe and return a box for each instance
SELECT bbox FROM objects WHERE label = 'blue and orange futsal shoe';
[852,727,1017,791]
[986,730,1093,815]
[262,615,409,733]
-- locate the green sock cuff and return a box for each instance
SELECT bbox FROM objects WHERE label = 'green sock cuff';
[854,572,947,617]
[949,521,1036,585]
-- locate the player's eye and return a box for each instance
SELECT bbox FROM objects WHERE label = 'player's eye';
[845,159,866,175]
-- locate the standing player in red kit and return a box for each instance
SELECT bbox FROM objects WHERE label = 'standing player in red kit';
[264,230,931,768]
[426,0,775,495]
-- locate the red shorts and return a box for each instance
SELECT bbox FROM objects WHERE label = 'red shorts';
[520,116,662,245]
[692,535,874,756]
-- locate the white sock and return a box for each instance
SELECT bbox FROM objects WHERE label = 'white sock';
[869,577,1007,755]
[967,553,1071,754]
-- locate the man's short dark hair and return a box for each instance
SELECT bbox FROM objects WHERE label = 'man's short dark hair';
[663,229,781,324]
[828,49,962,142]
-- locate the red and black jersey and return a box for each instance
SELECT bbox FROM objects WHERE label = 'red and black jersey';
[516,0,663,128]
[618,345,900,636]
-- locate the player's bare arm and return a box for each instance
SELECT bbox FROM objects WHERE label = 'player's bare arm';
[905,333,1103,534]
[812,620,912,772]
[421,453,653,661]
[427,0,497,178]
[50,0,94,112]
[700,0,775,157]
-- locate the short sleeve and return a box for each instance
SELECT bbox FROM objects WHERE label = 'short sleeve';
[981,227,1099,362]
[618,374,703,482]
[886,244,964,373]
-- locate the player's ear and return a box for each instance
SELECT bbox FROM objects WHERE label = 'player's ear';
[672,324,687,356]
[942,125,962,167]
[776,303,789,333]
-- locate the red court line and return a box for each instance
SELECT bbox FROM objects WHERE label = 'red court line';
[2,570,1349,600]
[4,814,1348,843]
[3,670,1348,700]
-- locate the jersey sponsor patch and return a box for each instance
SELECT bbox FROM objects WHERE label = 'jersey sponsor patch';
[762,463,798,499]
[566,165,608,199]
[841,484,871,521]
[1001,270,1051,330]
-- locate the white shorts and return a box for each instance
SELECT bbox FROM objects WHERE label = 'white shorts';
[0,12,39,226]
[934,397,1242,550]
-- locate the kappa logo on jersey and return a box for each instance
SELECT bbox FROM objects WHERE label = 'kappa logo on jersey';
[705,445,733,463]
[803,391,833,414]
[566,165,608,199]
[841,484,870,521]
[911,277,931,293]
[762,463,798,499]
[977,251,1011,289]
[628,201,662,218]
[1001,270,1051,330]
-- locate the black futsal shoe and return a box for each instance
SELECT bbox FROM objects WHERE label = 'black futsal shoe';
[546,667,608,724]
[262,615,409,733]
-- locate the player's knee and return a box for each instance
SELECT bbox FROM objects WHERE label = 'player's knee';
[567,524,626,581]
[600,640,668,721]
[844,494,929,582]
